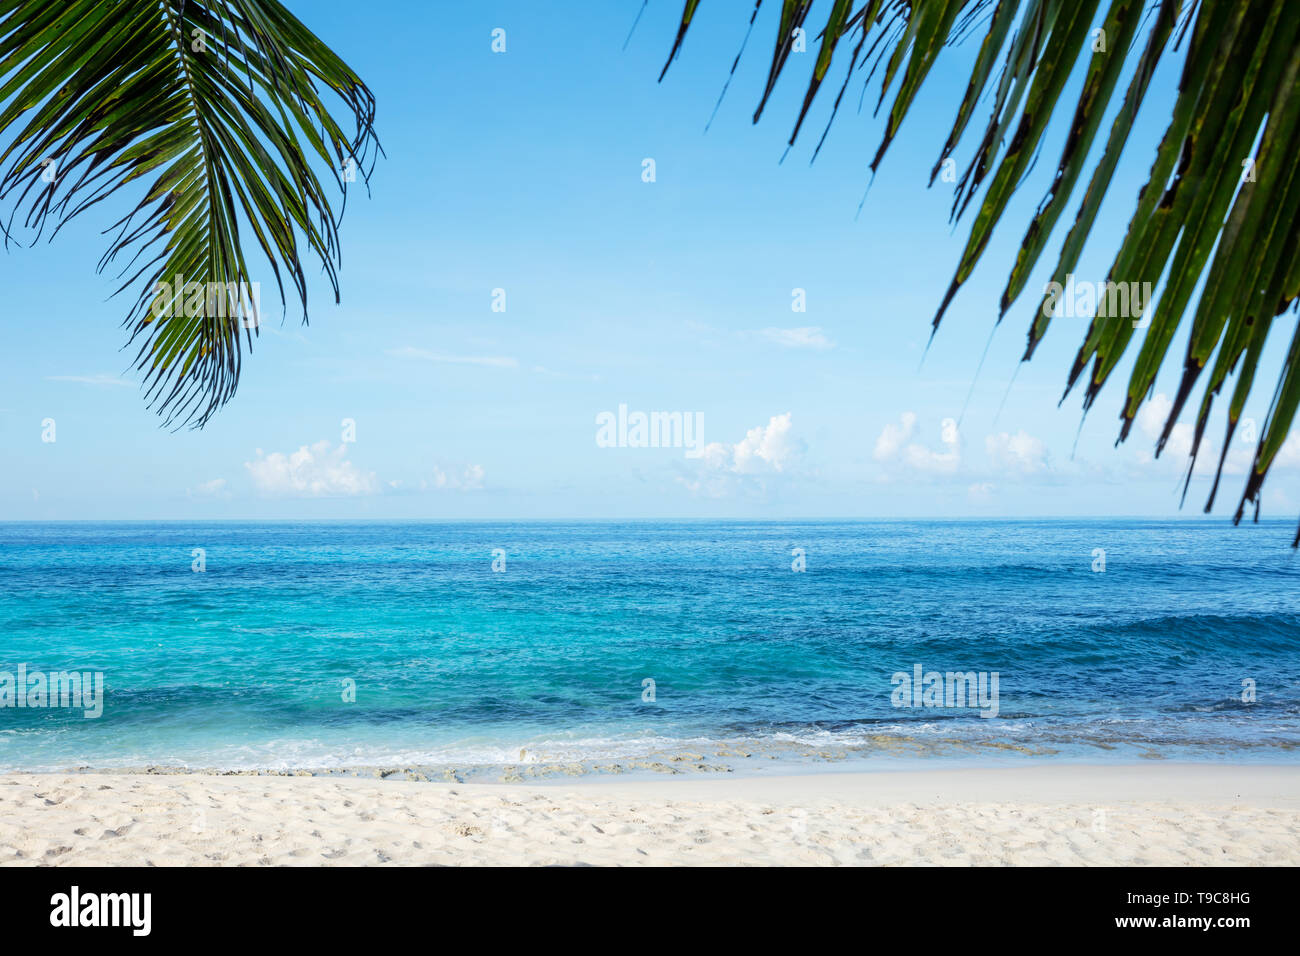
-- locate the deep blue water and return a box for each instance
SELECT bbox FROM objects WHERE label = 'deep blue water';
[0,519,1297,775]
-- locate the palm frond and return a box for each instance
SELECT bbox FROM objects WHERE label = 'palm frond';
[0,0,379,427]
[660,0,1300,542]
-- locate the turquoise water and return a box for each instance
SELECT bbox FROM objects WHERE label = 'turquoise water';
[0,519,1297,776]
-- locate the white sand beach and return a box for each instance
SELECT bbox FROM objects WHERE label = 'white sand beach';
[2,764,1297,866]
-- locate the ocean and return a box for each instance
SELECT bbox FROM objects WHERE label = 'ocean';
[1,519,1297,777]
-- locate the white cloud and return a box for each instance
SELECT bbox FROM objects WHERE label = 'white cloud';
[1135,392,1207,464]
[874,412,960,473]
[904,441,961,473]
[868,411,961,476]
[873,412,916,461]
[425,463,486,491]
[985,430,1049,475]
[1136,392,1174,441]
[46,374,133,388]
[388,347,518,369]
[1133,392,1254,477]
[754,327,834,350]
[189,478,229,499]
[968,481,995,502]
[732,412,798,473]
[677,413,804,496]
[245,441,379,497]
[1274,431,1300,470]
[695,442,732,471]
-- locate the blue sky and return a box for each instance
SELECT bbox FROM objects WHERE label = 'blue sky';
[2,0,1297,521]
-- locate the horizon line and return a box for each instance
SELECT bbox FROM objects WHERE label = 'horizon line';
[0,515,1286,525]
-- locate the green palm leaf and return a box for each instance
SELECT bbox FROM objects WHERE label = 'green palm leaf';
[661,0,1300,542]
[0,0,379,427]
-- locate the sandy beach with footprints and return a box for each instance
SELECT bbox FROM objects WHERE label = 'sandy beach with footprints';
[3,763,1298,866]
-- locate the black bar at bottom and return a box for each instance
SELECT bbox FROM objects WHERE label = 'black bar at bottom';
[0,865,1283,942]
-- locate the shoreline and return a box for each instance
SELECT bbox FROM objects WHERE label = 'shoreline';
[3,752,1298,781]
[3,756,1300,784]
[4,763,1297,866]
